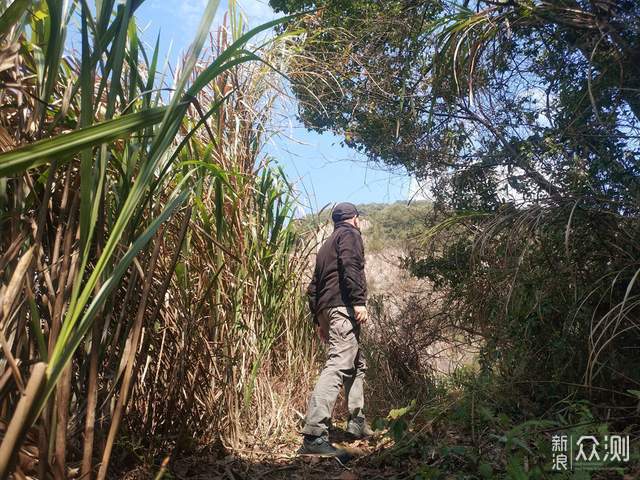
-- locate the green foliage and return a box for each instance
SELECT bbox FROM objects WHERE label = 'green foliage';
[378,368,638,479]
[274,0,640,209]
[359,201,432,252]
[407,202,640,413]
[371,400,417,445]
[386,399,416,442]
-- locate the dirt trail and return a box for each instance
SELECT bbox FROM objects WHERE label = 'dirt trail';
[133,428,410,480]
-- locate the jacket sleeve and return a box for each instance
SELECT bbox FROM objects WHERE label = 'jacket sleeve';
[306,269,319,324]
[337,229,367,306]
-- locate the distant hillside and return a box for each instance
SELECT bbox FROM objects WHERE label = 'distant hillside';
[298,201,432,252]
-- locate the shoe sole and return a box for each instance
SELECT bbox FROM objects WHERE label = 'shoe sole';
[298,451,340,457]
[297,449,353,464]
[297,446,341,457]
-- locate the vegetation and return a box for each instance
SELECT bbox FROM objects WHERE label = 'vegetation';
[272,0,640,208]
[0,1,317,478]
[269,0,640,477]
[271,0,640,399]
[358,202,431,251]
[0,0,638,478]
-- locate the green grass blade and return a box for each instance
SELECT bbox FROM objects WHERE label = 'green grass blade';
[79,0,95,262]
[215,176,224,240]
[105,0,132,118]
[40,0,73,124]
[127,16,140,105]
[27,295,47,361]
[161,0,220,124]
[142,31,160,108]
[0,106,167,176]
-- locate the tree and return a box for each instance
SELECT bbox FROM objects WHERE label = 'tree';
[272,0,640,211]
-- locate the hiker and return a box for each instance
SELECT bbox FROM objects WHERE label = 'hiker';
[301,202,374,456]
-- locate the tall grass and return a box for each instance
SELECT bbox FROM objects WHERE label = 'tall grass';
[0,1,308,477]
[123,27,318,451]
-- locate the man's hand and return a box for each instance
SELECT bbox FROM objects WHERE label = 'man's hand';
[316,324,328,343]
[354,305,368,324]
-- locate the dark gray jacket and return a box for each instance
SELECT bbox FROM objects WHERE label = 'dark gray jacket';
[307,222,367,322]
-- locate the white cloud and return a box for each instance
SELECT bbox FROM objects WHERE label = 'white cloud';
[180,0,209,19]
[236,0,277,27]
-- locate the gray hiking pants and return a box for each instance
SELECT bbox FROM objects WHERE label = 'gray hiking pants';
[303,306,367,438]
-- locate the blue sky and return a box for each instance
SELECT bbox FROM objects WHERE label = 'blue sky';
[135,0,415,212]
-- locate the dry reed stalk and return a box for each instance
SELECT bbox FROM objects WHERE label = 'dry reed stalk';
[0,246,34,394]
[96,228,165,480]
[0,362,46,480]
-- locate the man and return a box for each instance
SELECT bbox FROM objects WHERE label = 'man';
[301,202,374,456]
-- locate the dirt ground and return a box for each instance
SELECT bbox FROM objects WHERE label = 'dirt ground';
[119,420,639,480]
[124,425,415,480]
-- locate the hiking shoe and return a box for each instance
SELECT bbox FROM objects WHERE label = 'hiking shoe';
[299,435,340,456]
[346,417,374,439]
